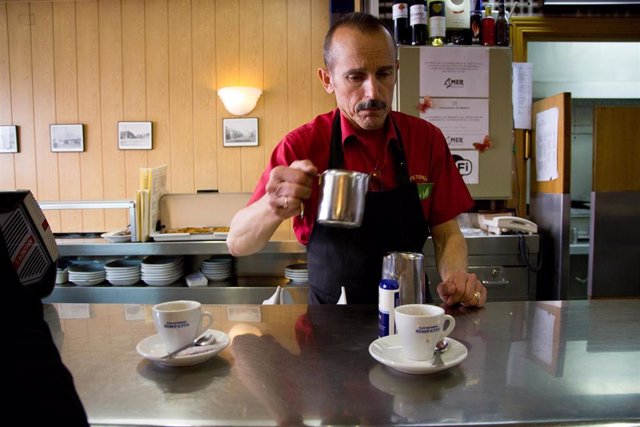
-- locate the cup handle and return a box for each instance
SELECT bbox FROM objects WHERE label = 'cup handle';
[441,314,456,338]
[200,311,213,333]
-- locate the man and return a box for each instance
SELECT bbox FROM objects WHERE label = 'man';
[227,12,486,307]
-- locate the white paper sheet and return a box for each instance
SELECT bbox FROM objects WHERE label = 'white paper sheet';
[535,107,559,182]
[419,46,489,98]
[420,98,489,149]
[512,62,533,130]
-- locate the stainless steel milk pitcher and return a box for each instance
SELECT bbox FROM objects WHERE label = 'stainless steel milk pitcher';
[317,169,370,228]
[382,252,426,304]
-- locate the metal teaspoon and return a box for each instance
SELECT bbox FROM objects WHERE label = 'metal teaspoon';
[161,333,216,359]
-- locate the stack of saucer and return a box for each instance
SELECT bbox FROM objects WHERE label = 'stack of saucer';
[105,259,142,286]
[285,263,308,283]
[200,257,232,281]
[141,256,184,286]
[68,263,106,286]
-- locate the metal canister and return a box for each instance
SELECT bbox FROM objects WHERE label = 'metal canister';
[378,279,400,337]
[382,252,426,305]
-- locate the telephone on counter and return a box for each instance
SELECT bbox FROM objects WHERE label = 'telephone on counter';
[483,216,538,235]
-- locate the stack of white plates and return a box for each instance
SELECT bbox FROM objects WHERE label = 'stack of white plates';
[141,256,184,286]
[68,263,106,286]
[201,257,233,281]
[104,259,142,286]
[285,263,308,283]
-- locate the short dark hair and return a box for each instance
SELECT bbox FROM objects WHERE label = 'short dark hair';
[323,12,396,71]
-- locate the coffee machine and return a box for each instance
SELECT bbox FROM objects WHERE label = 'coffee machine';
[0,190,59,298]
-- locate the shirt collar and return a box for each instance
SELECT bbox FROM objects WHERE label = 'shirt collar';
[337,109,399,148]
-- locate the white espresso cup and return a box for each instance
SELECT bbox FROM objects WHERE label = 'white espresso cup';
[152,300,213,353]
[394,304,456,361]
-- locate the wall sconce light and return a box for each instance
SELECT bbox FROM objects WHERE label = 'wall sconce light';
[217,86,262,116]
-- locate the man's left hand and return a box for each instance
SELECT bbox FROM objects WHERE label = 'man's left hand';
[436,272,486,308]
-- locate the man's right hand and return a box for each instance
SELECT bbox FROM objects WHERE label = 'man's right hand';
[265,160,317,219]
[227,160,317,256]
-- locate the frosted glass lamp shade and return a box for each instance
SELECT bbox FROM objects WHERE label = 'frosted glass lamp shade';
[217,86,262,116]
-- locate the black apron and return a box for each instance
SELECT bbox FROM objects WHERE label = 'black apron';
[306,112,431,304]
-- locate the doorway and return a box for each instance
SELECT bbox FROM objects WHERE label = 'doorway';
[510,17,640,299]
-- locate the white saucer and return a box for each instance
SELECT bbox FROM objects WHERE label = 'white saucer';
[369,335,468,375]
[101,230,131,243]
[136,329,230,367]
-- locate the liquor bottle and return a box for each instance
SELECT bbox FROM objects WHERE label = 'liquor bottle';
[445,0,471,45]
[393,2,411,45]
[470,0,483,45]
[495,0,509,46]
[480,5,495,46]
[428,0,446,47]
[410,0,428,46]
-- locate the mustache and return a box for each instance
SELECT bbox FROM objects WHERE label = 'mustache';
[356,99,387,112]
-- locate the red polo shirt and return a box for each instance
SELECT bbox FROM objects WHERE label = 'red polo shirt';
[249,109,474,245]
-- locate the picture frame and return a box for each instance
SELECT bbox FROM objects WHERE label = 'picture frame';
[0,125,18,153]
[223,117,258,147]
[50,124,84,152]
[118,121,152,150]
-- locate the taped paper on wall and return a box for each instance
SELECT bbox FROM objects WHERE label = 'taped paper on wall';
[535,107,559,182]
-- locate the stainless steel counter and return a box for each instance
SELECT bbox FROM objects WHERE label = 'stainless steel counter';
[46,299,640,426]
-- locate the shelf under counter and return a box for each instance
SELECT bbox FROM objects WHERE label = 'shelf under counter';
[55,238,306,256]
[44,279,310,305]
[51,233,540,304]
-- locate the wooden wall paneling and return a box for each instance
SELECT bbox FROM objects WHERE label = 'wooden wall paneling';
[285,1,314,240]
[76,0,104,232]
[122,0,149,205]
[98,0,127,230]
[286,0,312,131]
[215,0,241,192]
[30,2,61,230]
[239,0,264,193]
[263,0,291,241]
[311,0,334,116]
[7,3,38,198]
[53,2,82,232]
[192,0,218,192]
[262,0,287,160]
[0,3,16,191]
[144,0,170,173]
[0,0,339,238]
[168,0,194,193]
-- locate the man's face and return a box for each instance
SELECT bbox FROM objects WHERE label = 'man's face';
[319,26,398,131]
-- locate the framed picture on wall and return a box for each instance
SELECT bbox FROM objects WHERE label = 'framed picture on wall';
[118,121,152,150]
[50,124,84,152]
[0,125,18,153]
[223,117,258,147]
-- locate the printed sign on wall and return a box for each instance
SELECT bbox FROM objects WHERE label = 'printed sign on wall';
[419,46,489,98]
[420,98,489,149]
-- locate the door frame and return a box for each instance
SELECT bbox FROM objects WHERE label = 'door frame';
[508,16,640,216]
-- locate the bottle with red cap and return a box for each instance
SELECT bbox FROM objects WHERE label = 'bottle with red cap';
[481,5,495,46]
